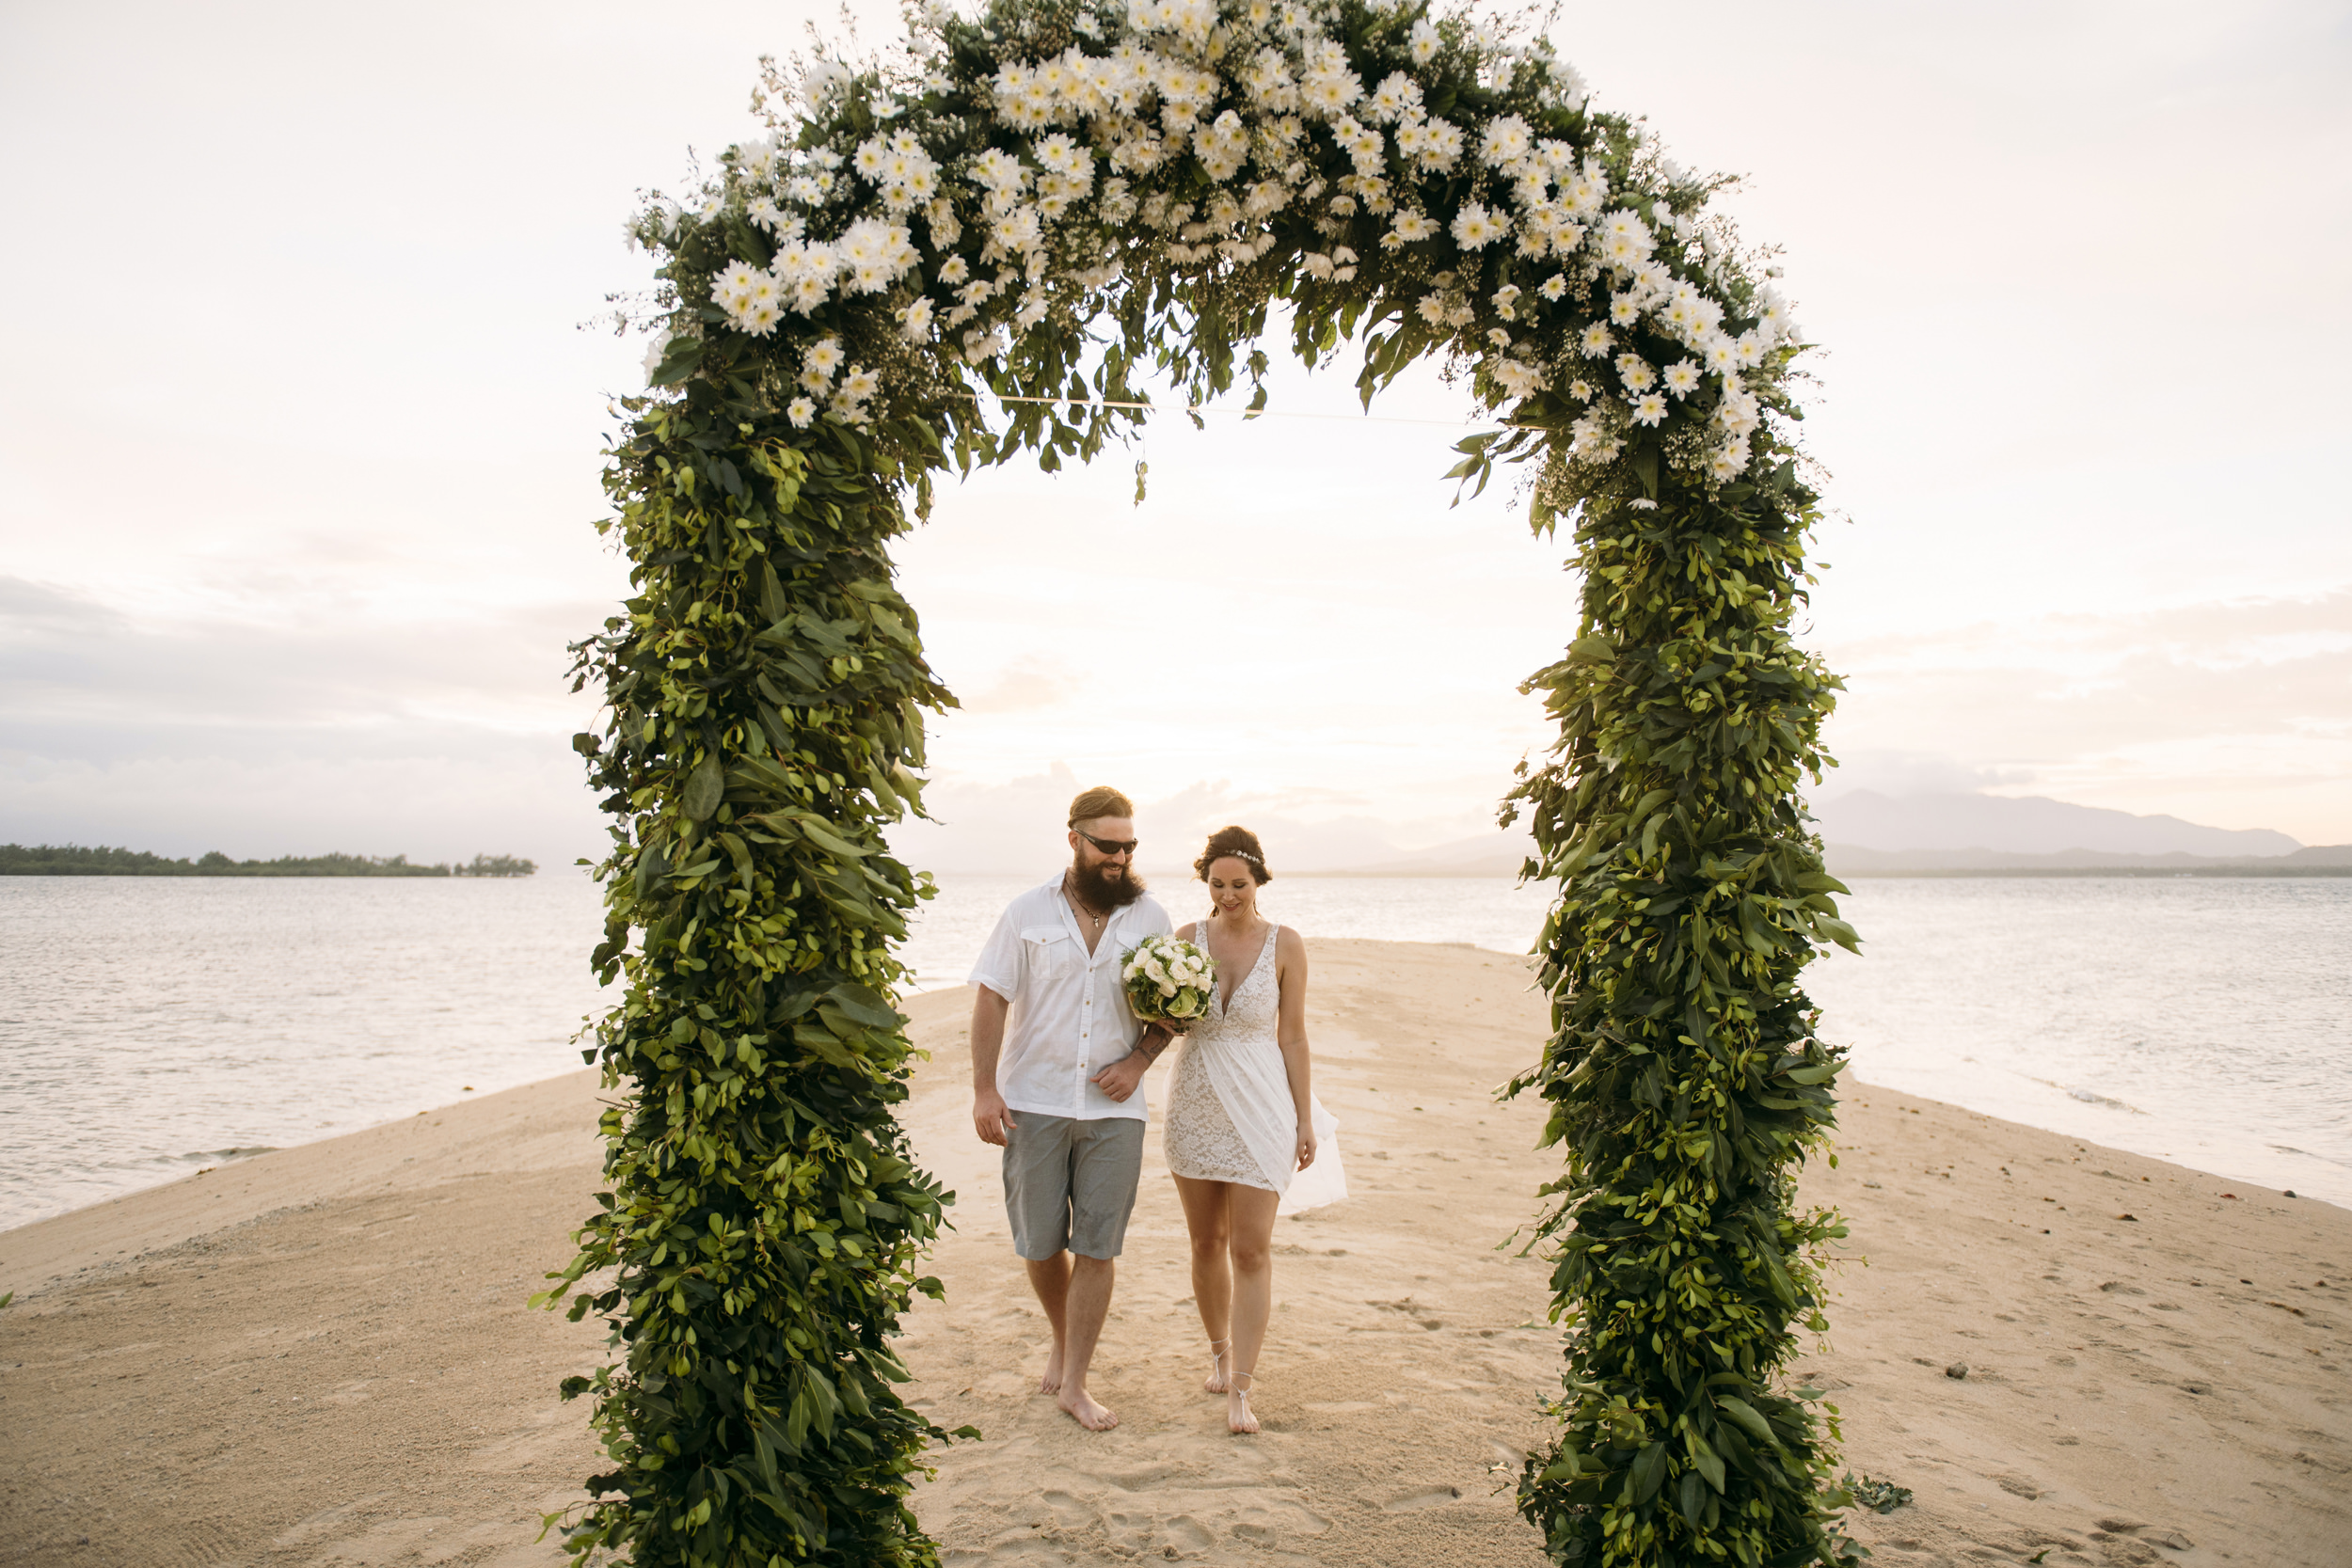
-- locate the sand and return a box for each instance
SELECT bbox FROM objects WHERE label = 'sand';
[4,940,2346,1567]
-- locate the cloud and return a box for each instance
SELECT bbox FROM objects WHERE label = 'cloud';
[959,657,1081,715]
[888,765,1468,876]
[5,0,2347,863]
[0,577,602,731]
[0,745,604,866]
[0,577,608,863]
[1820,589,2352,841]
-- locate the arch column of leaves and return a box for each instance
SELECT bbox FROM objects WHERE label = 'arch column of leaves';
[538,3,1861,1565]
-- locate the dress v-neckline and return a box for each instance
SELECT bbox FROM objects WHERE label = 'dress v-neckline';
[1214,923,1273,1013]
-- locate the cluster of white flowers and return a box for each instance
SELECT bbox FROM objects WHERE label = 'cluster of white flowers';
[1120,933,1216,1022]
[658,0,1799,476]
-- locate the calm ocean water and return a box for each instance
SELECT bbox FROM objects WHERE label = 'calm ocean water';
[2,873,2344,1230]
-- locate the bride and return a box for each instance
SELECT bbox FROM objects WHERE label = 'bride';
[1163,826,1345,1434]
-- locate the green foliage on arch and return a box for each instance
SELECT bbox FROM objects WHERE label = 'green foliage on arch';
[536,2,1860,1564]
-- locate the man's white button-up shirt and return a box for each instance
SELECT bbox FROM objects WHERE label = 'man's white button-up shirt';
[968,873,1172,1123]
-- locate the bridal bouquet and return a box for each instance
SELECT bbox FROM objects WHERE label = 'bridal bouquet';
[1120,934,1216,1029]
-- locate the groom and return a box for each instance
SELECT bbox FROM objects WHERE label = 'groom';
[968,784,1174,1431]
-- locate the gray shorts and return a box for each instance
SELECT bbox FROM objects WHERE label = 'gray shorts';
[1002,1113,1145,1260]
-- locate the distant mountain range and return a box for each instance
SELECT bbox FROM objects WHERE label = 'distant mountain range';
[1821,843,2352,877]
[1813,792,2345,877]
[1812,791,2298,858]
[1292,792,2349,879]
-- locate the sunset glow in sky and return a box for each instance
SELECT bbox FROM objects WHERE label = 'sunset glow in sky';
[3,0,2345,870]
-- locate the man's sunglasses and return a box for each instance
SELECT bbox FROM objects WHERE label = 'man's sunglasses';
[1073,828,1139,857]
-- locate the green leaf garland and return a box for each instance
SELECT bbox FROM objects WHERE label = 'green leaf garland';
[543,4,1860,1564]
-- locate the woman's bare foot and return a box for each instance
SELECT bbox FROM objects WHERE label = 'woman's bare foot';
[1203,1338,1231,1394]
[1057,1386,1119,1431]
[1038,1344,1065,1395]
[1227,1371,1259,1435]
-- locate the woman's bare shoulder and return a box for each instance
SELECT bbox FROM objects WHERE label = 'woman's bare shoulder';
[1275,924,1307,956]
[1176,920,1200,941]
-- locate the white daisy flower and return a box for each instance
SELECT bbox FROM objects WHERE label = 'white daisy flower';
[1408,17,1440,63]
[712,258,760,305]
[1416,119,1464,171]
[971,147,1027,194]
[1595,209,1655,267]
[1580,321,1613,357]
[1663,360,1701,396]
[1629,391,1668,426]
[900,296,935,342]
[1384,211,1438,248]
[1616,353,1657,392]
[1480,115,1534,168]
[1451,201,1505,249]
[1715,388,1761,436]
[1369,71,1421,123]
[1540,274,1568,301]
[786,273,830,313]
[787,396,817,428]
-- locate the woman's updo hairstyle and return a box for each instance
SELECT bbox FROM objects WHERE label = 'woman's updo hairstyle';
[1193,825,1271,885]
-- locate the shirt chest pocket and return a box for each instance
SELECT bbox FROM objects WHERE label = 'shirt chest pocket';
[1021,926,1077,984]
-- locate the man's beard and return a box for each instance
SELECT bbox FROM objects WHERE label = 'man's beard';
[1073,855,1148,909]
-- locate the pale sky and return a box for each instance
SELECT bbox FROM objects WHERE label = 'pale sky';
[3,0,2346,873]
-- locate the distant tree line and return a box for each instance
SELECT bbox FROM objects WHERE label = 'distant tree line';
[0,845,537,878]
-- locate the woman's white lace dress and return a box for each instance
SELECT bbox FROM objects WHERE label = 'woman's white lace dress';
[1162,924,1346,1212]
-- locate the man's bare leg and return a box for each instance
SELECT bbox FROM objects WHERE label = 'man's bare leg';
[1055,1253,1120,1431]
[1024,1253,1073,1393]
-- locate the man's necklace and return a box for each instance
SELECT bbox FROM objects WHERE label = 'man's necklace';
[1064,876,1106,930]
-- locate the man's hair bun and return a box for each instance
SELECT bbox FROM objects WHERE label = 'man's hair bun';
[1194,826,1271,885]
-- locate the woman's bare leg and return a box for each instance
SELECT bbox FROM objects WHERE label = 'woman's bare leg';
[1172,1175,1234,1391]
[1223,1184,1281,1433]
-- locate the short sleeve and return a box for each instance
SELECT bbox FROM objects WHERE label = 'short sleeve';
[969,901,1025,1000]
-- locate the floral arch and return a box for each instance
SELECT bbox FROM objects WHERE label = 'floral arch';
[543,3,1859,1565]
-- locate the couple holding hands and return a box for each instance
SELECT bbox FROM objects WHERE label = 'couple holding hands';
[968,785,1345,1434]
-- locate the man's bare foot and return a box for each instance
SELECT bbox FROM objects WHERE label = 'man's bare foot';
[1203,1338,1231,1395]
[1038,1345,1065,1395]
[1227,1373,1259,1435]
[1058,1386,1119,1431]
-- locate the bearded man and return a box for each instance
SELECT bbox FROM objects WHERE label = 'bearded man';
[968,784,1175,1431]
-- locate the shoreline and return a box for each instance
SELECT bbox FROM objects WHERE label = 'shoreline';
[5,942,2347,1566]
[15,937,2340,1237]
